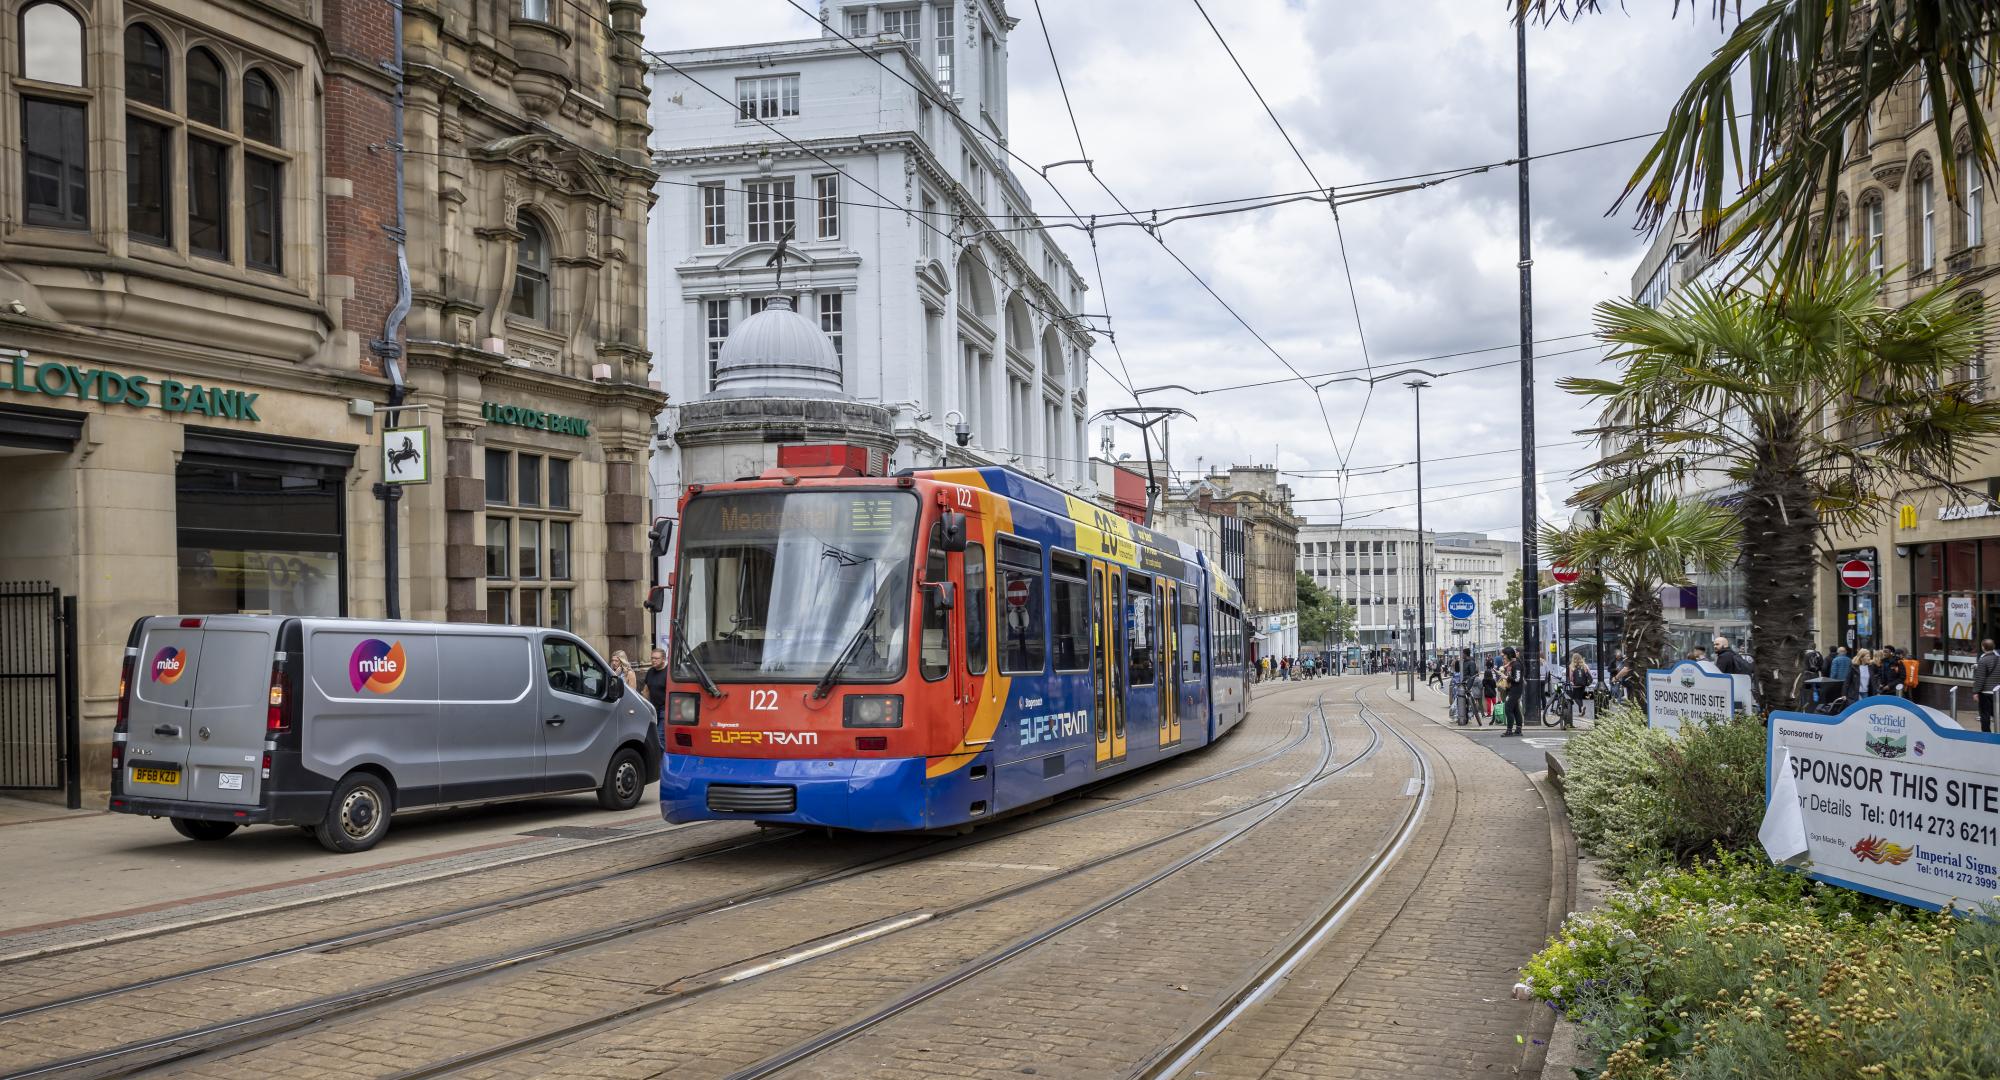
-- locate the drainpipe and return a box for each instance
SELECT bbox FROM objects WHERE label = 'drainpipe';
[372,0,413,619]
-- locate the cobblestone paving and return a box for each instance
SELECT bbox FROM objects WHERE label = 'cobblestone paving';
[1185,684,1562,1080]
[0,691,1320,1078]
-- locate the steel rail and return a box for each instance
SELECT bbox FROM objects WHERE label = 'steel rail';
[0,697,1313,1080]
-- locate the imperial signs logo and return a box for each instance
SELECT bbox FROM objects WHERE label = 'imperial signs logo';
[349,639,408,694]
[1851,835,1916,865]
[150,646,187,684]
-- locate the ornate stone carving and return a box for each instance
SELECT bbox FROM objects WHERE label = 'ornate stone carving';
[502,172,525,226]
[507,340,560,370]
[583,206,601,259]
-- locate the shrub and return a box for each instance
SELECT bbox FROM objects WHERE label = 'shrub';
[1521,854,2000,1080]
[1559,705,1768,878]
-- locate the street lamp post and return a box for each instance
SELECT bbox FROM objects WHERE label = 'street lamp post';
[1514,11,1545,725]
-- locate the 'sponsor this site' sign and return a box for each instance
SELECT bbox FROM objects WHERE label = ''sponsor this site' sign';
[1646,660,1736,733]
[1766,696,2000,911]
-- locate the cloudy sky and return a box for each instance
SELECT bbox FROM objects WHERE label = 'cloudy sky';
[641,1,1731,539]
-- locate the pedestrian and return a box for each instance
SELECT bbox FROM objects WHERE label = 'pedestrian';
[644,647,668,722]
[1876,645,1905,698]
[609,650,639,691]
[1567,651,1594,723]
[1685,645,1708,663]
[1847,648,1876,701]
[1614,656,1644,708]
[1479,659,1497,721]
[1828,645,1852,684]
[1713,636,1753,676]
[1499,647,1525,736]
[1975,640,2000,734]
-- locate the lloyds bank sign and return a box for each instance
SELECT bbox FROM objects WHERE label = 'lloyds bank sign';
[1,352,261,421]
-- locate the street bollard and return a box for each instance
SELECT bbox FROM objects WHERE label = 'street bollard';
[1950,685,1959,727]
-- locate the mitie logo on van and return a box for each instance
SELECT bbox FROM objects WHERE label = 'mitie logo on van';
[349,639,409,693]
[150,646,187,684]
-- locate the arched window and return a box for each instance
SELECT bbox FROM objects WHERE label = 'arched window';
[243,70,279,145]
[22,2,84,85]
[1962,146,1986,249]
[512,215,551,324]
[1862,192,1886,276]
[22,3,88,228]
[125,24,169,107]
[187,47,226,128]
[1912,157,1937,272]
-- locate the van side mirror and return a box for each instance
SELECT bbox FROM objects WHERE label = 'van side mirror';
[925,580,957,613]
[940,511,968,553]
[643,586,667,614]
[648,519,674,559]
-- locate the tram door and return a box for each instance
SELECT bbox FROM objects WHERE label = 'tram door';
[1160,580,1182,748]
[1091,561,1126,767]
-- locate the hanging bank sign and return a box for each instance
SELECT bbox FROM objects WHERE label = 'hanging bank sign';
[1,352,260,422]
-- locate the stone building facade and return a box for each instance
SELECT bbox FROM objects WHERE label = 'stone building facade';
[1815,74,2000,709]
[0,0,664,806]
[1161,465,1300,661]
[644,0,1095,508]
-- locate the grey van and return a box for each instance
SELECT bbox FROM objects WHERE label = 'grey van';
[110,615,660,852]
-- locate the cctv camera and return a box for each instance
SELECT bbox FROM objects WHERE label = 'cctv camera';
[954,423,972,448]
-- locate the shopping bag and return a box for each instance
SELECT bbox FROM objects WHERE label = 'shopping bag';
[1491,702,1506,725]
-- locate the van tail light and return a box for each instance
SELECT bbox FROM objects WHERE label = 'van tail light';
[266,654,291,735]
[111,742,123,772]
[261,751,272,780]
[114,651,136,734]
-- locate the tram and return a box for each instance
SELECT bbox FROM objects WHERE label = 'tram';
[657,453,1252,832]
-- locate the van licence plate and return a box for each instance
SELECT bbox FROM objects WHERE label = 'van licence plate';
[131,766,180,786]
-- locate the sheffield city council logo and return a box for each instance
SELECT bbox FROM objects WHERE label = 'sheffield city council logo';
[150,646,187,684]
[349,639,408,694]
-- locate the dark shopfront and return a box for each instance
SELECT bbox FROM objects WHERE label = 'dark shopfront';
[175,429,351,617]
[1901,539,2000,705]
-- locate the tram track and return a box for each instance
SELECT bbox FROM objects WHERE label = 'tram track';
[0,699,1306,1028]
[0,697,1324,1080]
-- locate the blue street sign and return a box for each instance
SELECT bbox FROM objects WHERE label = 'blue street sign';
[1446,592,1477,620]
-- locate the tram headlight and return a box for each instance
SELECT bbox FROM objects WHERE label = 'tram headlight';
[842,695,904,728]
[669,692,700,725]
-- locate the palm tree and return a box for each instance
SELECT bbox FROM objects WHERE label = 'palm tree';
[1541,497,1742,670]
[1519,1,2000,276]
[1563,251,2000,705]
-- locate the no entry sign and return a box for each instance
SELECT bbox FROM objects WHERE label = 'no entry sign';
[1006,578,1030,607]
[1551,564,1581,586]
[1840,559,1873,590]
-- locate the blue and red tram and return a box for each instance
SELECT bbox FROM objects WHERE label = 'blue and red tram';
[658,460,1251,832]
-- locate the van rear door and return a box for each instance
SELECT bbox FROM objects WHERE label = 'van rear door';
[124,619,208,801]
[185,619,280,806]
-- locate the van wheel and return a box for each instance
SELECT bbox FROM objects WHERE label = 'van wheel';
[314,773,392,853]
[170,818,238,842]
[598,748,646,810]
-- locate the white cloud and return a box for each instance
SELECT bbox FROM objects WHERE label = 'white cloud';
[640,0,1723,536]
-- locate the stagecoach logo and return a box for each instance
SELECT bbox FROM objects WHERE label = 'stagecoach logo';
[150,646,187,684]
[349,639,409,694]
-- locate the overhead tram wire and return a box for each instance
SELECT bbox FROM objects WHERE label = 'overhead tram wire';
[1027,3,1351,481]
[773,0,1144,405]
[566,0,1148,402]
[1188,0,1379,525]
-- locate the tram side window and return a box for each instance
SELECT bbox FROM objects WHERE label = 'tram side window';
[1127,574,1156,686]
[1180,599,1201,680]
[998,538,1046,674]
[920,524,950,681]
[964,540,989,675]
[1050,554,1090,672]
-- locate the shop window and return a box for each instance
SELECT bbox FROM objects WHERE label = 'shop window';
[964,541,988,675]
[188,136,229,260]
[175,441,345,617]
[549,457,571,510]
[484,448,577,628]
[998,537,1044,674]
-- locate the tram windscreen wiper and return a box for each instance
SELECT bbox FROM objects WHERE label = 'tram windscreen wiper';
[672,613,724,699]
[813,583,884,701]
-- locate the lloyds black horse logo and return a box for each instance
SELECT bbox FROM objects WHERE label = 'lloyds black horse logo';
[387,435,422,476]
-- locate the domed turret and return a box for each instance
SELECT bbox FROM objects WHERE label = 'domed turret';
[710,296,844,399]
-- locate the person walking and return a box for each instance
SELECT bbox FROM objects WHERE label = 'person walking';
[1479,659,1497,722]
[1499,647,1525,737]
[609,650,640,692]
[1876,646,1905,698]
[1976,640,2000,734]
[1713,636,1753,676]
[1566,651,1594,724]
[1827,645,1852,684]
[643,647,669,723]
[1846,649,1876,701]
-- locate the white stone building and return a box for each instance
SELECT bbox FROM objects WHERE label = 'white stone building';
[644,1,1094,500]
[1295,525,1520,657]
